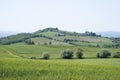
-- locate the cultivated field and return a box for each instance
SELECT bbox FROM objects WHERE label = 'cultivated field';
[0,45,120,80]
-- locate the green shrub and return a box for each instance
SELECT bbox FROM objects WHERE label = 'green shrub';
[30,57,36,59]
[42,52,50,59]
[113,52,120,58]
[61,49,73,59]
[76,48,83,59]
[99,50,111,58]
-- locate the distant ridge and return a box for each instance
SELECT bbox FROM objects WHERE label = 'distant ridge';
[0,29,120,38]
[0,27,102,45]
[97,31,120,37]
[0,27,120,48]
[0,31,17,38]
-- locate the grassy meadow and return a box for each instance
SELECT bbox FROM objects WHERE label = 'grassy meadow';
[0,45,120,80]
[2,45,120,58]
[0,58,120,80]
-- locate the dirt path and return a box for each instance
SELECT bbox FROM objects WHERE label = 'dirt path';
[1,47,20,58]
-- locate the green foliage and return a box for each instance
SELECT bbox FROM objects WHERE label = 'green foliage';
[61,49,73,59]
[111,38,120,48]
[82,31,101,37]
[96,44,100,47]
[99,50,111,58]
[113,52,120,58]
[76,48,83,59]
[35,27,59,33]
[42,52,50,59]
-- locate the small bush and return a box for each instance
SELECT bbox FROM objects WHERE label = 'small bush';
[30,57,36,59]
[42,52,50,59]
[76,48,83,59]
[61,49,73,59]
[99,50,111,58]
[113,52,120,58]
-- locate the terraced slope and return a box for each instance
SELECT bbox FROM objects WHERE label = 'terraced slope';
[0,28,113,47]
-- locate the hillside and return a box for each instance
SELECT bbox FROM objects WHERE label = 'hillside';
[0,28,119,48]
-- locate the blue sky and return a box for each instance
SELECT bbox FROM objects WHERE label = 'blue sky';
[0,0,120,32]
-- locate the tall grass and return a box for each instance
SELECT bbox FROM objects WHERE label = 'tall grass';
[0,58,120,80]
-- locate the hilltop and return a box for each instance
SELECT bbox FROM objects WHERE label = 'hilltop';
[0,28,119,48]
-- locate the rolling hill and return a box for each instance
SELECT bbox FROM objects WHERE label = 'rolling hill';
[0,27,119,48]
[0,28,120,80]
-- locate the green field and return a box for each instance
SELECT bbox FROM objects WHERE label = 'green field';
[2,45,120,58]
[0,45,120,80]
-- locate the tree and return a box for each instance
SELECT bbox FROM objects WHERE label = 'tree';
[31,41,35,45]
[61,49,73,59]
[42,52,50,59]
[96,44,100,47]
[96,53,100,58]
[25,39,34,45]
[99,50,111,58]
[49,41,52,45]
[76,48,83,59]
[113,52,120,58]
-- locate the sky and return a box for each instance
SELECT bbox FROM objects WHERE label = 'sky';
[0,0,120,32]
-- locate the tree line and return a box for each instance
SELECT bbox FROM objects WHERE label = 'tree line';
[30,48,120,60]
